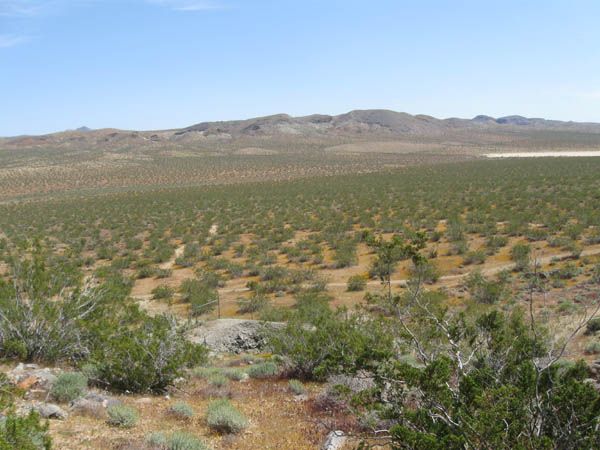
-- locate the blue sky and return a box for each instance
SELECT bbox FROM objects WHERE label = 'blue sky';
[1,0,600,135]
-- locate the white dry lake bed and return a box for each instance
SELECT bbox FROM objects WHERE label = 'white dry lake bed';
[485,151,600,158]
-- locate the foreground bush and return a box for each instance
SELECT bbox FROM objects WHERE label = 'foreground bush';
[269,297,392,380]
[0,411,51,450]
[50,372,88,403]
[94,315,208,393]
[206,399,248,434]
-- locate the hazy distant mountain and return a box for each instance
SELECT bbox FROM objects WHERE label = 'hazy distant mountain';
[3,109,600,153]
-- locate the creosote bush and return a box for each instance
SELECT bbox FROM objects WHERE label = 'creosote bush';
[206,399,249,434]
[347,274,367,292]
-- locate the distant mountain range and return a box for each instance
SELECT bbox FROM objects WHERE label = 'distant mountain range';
[3,109,600,153]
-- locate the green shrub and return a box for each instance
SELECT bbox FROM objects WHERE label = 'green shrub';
[347,275,367,292]
[50,372,88,403]
[237,295,268,314]
[223,368,246,381]
[107,404,138,428]
[584,341,600,355]
[169,401,195,419]
[288,379,306,395]
[0,411,51,450]
[191,367,221,379]
[208,374,229,387]
[465,271,509,304]
[511,243,531,271]
[146,431,168,448]
[95,315,208,393]
[206,399,248,434]
[585,317,600,335]
[180,279,218,316]
[269,302,392,380]
[167,431,210,450]
[152,284,174,301]
[462,250,486,265]
[246,362,279,379]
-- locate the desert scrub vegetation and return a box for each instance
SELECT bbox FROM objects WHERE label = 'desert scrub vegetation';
[270,235,600,448]
[106,404,139,428]
[49,372,88,403]
[169,401,195,419]
[147,431,210,450]
[206,399,249,434]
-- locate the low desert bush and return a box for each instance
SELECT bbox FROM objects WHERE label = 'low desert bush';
[152,285,174,301]
[288,379,307,395]
[347,275,367,292]
[147,431,210,450]
[246,361,279,379]
[169,401,195,419]
[584,341,600,355]
[107,404,138,428]
[50,372,88,403]
[208,374,229,388]
[206,399,249,434]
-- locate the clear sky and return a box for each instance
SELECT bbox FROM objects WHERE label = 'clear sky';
[1,0,600,135]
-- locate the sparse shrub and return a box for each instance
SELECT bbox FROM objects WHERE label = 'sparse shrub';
[465,271,509,304]
[0,410,51,450]
[347,275,367,292]
[107,404,138,428]
[584,341,600,355]
[208,374,229,387]
[408,260,440,284]
[511,243,531,271]
[170,401,195,419]
[152,284,174,301]
[237,295,268,314]
[592,264,600,284]
[288,379,306,395]
[50,372,88,403]
[246,361,279,379]
[557,299,577,315]
[155,268,173,279]
[191,367,221,379]
[462,250,486,265]
[206,399,249,434]
[223,368,246,381]
[180,279,218,316]
[167,431,210,450]
[146,431,168,448]
[585,317,600,335]
[136,265,156,279]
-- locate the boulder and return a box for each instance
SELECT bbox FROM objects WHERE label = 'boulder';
[322,430,346,450]
[188,319,284,354]
[33,403,68,420]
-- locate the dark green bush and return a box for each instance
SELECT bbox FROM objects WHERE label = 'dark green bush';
[94,315,208,393]
[0,411,51,450]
